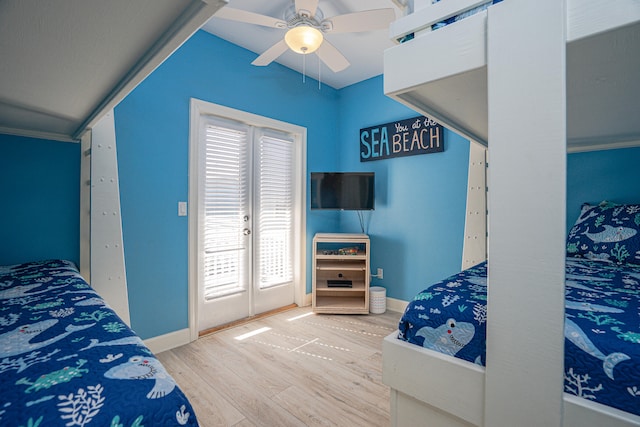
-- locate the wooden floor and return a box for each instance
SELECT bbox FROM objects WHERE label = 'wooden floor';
[157,306,401,427]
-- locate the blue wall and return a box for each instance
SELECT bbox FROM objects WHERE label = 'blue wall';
[114,31,473,337]
[566,146,640,228]
[114,31,341,339]
[335,77,470,301]
[5,28,640,340]
[0,134,80,265]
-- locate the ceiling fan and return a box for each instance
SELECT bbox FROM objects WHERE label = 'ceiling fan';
[214,0,396,72]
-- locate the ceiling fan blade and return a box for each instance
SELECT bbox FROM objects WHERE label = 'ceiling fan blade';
[251,40,289,66]
[295,0,319,18]
[215,7,286,29]
[323,8,396,33]
[316,40,350,72]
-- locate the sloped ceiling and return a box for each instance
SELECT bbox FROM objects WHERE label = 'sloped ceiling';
[0,0,226,142]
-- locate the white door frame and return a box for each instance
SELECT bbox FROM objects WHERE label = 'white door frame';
[188,98,307,341]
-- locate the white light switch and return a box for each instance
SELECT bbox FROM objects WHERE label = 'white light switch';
[178,201,187,216]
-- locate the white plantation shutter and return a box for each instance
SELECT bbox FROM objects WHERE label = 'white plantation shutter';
[202,117,250,299]
[256,130,294,289]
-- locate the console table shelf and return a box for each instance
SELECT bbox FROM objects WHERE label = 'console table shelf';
[312,233,370,314]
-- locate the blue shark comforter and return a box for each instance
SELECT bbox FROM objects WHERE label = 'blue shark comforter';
[431,0,503,30]
[398,258,640,417]
[0,259,198,426]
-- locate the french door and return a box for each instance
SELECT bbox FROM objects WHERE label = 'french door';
[190,101,305,333]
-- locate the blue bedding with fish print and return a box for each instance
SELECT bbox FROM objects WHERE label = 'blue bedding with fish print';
[431,0,503,30]
[0,259,198,426]
[398,257,640,417]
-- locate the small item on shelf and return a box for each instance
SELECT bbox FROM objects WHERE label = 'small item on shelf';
[338,247,359,255]
[327,279,353,288]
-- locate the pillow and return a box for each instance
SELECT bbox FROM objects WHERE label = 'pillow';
[566,201,640,265]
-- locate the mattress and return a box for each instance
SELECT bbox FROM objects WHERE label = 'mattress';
[0,259,199,426]
[398,257,640,416]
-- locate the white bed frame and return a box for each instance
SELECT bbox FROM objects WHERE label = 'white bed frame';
[383,333,640,427]
[382,1,640,426]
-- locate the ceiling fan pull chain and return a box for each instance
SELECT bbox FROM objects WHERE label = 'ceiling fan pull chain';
[318,56,321,90]
[303,52,306,83]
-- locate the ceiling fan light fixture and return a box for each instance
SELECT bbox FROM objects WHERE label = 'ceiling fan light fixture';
[284,25,323,54]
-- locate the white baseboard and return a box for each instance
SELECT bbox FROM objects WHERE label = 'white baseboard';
[303,292,312,306]
[386,296,409,313]
[143,327,192,354]
[305,292,407,314]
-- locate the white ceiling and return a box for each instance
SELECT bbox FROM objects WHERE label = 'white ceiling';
[202,0,403,89]
[0,0,225,142]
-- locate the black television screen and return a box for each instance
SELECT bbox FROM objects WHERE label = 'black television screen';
[310,172,375,210]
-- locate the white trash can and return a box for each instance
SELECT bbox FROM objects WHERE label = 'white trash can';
[369,286,386,314]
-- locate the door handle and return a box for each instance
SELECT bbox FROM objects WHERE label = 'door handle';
[243,228,251,235]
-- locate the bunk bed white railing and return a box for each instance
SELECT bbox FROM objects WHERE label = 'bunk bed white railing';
[382,1,640,426]
[385,0,640,150]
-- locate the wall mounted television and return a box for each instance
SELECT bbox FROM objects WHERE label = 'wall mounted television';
[310,172,375,210]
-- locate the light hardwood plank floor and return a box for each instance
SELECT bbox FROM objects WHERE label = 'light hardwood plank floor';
[157,306,402,427]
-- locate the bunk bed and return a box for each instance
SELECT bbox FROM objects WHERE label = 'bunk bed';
[385,0,640,151]
[390,248,640,424]
[382,0,640,426]
[0,259,198,426]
